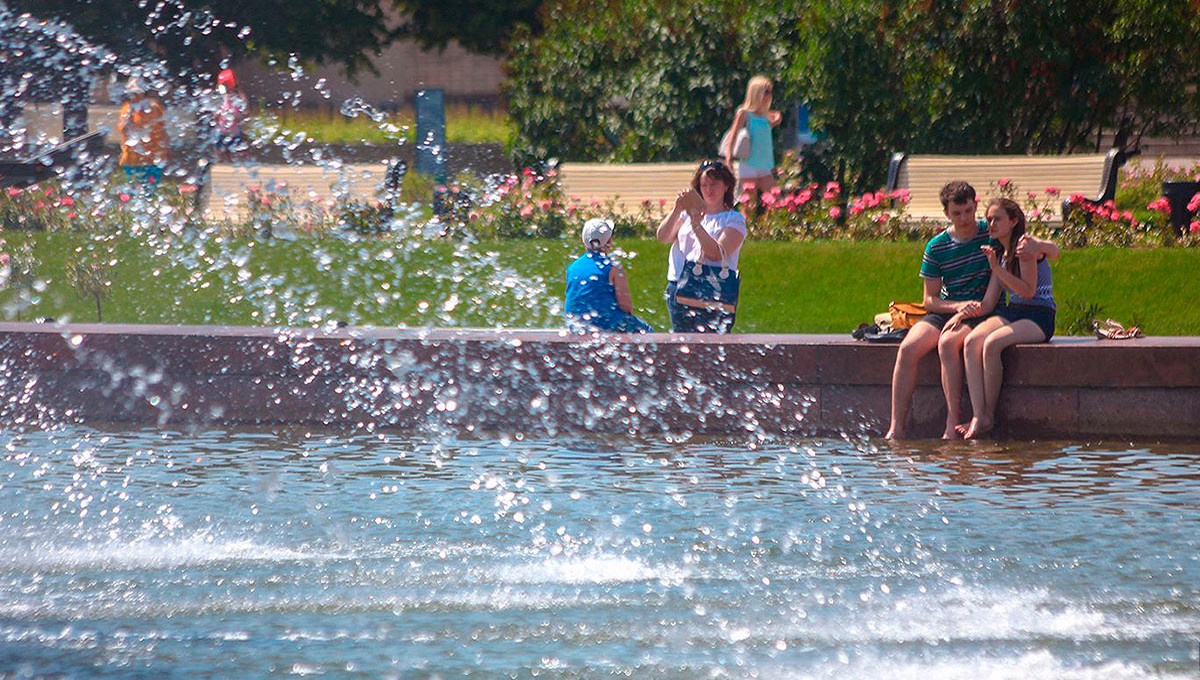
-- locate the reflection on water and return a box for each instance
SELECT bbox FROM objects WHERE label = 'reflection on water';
[0,426,1197,678]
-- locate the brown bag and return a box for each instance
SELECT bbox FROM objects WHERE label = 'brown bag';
[888,301,927,330]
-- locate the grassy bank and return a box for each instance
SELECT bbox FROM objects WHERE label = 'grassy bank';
[2,234,1197,335]
[263,105,512,146]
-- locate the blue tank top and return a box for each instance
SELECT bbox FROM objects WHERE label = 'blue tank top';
[1005,256,1056,309]
[564,252,625,330]
[743,112,774,170]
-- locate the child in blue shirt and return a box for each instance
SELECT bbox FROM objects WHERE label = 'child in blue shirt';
[564,218,653,334]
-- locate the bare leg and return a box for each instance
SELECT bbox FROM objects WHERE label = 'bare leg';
[965,319,1047,438]
[938,324,972,439]
[887,322,940,439]
[753,174,778,193]
[960,317,1007,436]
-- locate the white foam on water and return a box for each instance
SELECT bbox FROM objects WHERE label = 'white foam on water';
[648,581,1196,656]
[0,533,341,572]
[762,649,1183,680]
[490,553,683,586]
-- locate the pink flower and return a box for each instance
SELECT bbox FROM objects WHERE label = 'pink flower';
[1187,192,1200,213]
[6,188,22,198]
[1147,197,1171,213]
[829,206,842,219]
[179,184,198,194]
[1044,186,1060,196]
[1028,192,1038,200]
[738,191,753,204]
[59,196,75,207]
[0,253,9,265]
[998,178,1011,188]
[797,188,813,205]
[1191,221,1200,234]
[519,204,534,218]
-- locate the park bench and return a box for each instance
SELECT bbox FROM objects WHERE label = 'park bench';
[557,162,697,216]
[0,130,108,188]
[884,148,1129,223]
[199,160,405,220]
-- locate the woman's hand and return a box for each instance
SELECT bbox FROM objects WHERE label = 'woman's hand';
[981,244,1000,271]
[767,109,783,127]
[958,299,983,318]
[673,189,701,213]
[945,312,966,332]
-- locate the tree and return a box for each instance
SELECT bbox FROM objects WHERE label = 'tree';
[506,0,783,164]
[391,0,544,56]
[788,0,1200,188]
[507,0,1200,190]
[5,0,398,80]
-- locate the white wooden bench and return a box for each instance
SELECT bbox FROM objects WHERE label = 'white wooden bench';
[557,162,697,216]
[885,149,1127,223]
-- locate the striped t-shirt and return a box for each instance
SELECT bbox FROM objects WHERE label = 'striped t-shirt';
[919,221,994,301]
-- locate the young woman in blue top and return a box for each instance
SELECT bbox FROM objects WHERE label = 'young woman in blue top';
[947,197,1057,439]
[722,75,782,196]
[564,218,653,334]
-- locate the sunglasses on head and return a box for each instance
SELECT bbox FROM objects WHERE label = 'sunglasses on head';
[699,159,725,170]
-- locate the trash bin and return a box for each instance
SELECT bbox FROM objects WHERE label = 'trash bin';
[1161,180,1200,237]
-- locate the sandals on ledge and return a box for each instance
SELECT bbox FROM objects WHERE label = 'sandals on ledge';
[1094,318,1145,340]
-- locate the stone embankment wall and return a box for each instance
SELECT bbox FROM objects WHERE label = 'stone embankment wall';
[0,323,1196,440]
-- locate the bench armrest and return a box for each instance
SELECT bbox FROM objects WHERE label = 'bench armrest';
[885,152,907,193]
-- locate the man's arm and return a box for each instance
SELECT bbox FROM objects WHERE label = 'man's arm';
[1017,234,1059,260]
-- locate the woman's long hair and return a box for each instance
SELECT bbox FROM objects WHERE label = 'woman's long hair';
[739,75,773,115]
[691,160,736,210]
[988,197,1027,277]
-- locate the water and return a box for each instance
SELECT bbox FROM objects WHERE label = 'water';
[0,426,1196,678]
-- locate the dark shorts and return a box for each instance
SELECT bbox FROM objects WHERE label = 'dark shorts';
[996,303,1056,340]
[919,311,990,331]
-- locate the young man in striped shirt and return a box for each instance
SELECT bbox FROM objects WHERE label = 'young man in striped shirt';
[886,181,1058,439]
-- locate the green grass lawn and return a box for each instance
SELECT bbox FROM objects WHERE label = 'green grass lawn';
[3,234,1197,335]
[262,105,512,146]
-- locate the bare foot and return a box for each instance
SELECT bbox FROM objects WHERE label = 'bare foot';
[885,423,903,440]
[963,416,993,440]
[942,423,961,440]
[953,422,971,437]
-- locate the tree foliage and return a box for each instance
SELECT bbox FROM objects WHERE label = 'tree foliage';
[508,0,1200,189]
[391,0,543,56]
[5,0,397,80]
[506,0,798,164]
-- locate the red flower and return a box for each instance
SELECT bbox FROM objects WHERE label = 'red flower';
[1147,197,1171,213]
[1187,192,1200,213]
[1191,221,1200,234]
[998,178,1011,188]
[1044,186,1060,196]
[829,206,842,219]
